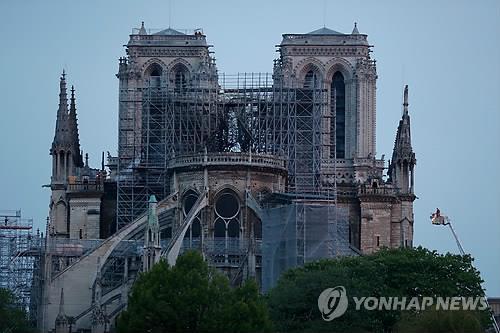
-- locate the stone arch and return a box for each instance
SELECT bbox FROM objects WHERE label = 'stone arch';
[168,60,192,90]
[212,184,244,203]
[144,63,163,77]
[212,187,242,238]
[167,58,193,75]
[180,188,202,242]
[54,200,67,234]
[325,58,354,83]
[293,57,326,87]
[141,58,168,77]
[180,186,200,198]
[181,189,200,217]
[227,219,240,238]
[214,219,225,238]
[325,58,356,159]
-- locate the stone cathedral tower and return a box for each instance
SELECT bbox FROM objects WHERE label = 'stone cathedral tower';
[275,24,376,160]
[273,25,416,253]
[116,23,219,229]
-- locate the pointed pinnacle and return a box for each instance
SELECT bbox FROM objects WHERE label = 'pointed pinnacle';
[403,84,409,115]
[352,22,360,34]
[58,288,65,315]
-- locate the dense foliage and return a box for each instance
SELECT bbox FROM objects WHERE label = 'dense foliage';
[117,250,272,333]
[0,288,35,333]
[395,307,484,333]
[267,247,489,333]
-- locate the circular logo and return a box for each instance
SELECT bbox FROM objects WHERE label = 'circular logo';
[318,286,348,321]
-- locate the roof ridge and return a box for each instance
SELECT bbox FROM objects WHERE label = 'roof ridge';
[307,27,345,35]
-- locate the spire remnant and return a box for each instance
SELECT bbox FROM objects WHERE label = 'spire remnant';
[388,84,416,193]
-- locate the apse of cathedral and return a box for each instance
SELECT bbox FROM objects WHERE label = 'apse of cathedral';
[40,23,415,333]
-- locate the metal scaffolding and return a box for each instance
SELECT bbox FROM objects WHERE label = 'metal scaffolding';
[116,72,336,230]
[0,210,41,317]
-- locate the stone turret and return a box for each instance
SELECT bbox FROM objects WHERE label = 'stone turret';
[388,85,416,194]
[51,71,70,182]
[50,72,83,183]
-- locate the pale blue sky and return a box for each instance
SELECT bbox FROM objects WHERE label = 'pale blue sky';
[0,0,499,295]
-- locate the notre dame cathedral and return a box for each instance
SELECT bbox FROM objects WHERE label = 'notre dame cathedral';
[39,23,416,332]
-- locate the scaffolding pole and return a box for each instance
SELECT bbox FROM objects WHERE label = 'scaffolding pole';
[0,210,40,319]
[116,71,337,228]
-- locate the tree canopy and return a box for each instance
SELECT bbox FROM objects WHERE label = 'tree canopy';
[266,246,489,333]
[117,250,272,333]
[0,288,35,333]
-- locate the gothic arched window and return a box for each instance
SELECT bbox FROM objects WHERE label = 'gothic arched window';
[182,190,199,216]
[214,220,225,238]
[182,190,201,248]
[171,64,189,92]
[213,190,241,239]
[303,70,321,89]
[55,201,66,234]
[331,71,346,158]
[146,63,163,87]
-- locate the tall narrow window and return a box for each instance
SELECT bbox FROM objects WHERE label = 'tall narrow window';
[147,63,162,87]
[213,190,240,240]
[304,70,320,89]
[331,71,346,158]
[227,220,240,238]
[182,191,201,248]
[214,220,225,238]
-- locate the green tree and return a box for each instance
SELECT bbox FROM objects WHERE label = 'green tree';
[267,247,489,333]
[0,288,35,333]
[117,250,272,333]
